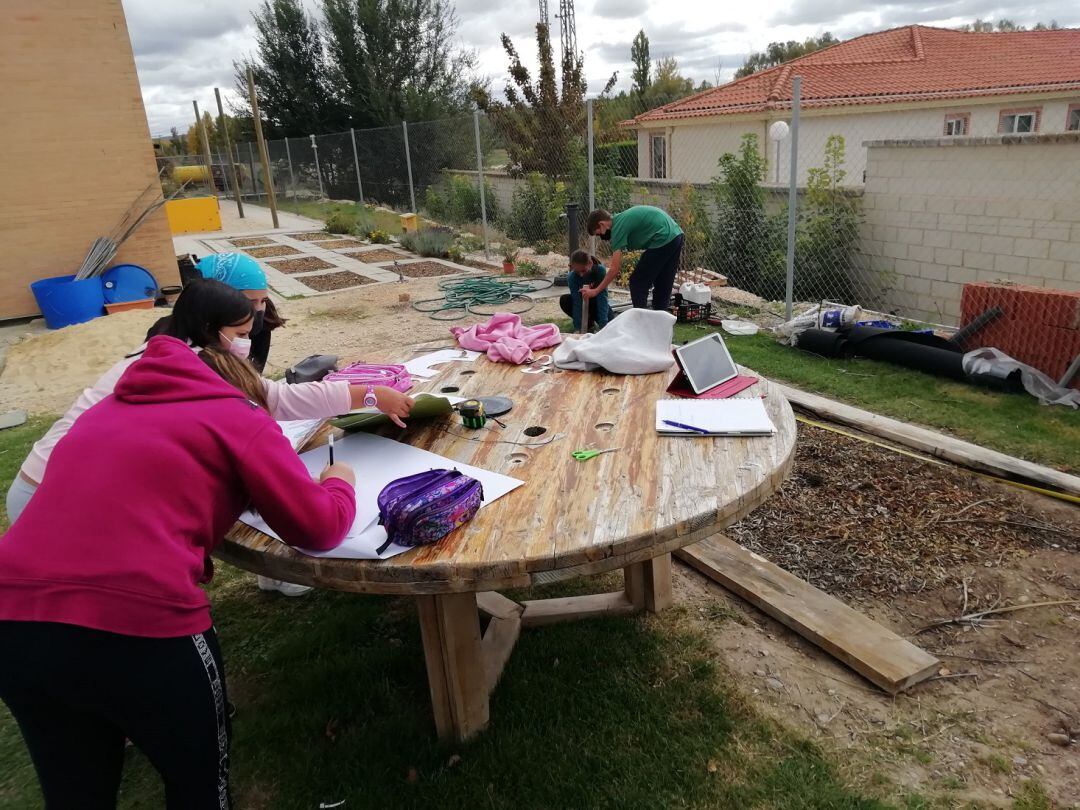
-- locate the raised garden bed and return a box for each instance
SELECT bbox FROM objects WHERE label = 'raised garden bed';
[287,231,337,242]
[343,249,414,263]
[267,257,335,274]
[395,261,462,278]
[229,237,274,247]
[299,271,375,292]
[245,245,301,259]
[315,238,367,249]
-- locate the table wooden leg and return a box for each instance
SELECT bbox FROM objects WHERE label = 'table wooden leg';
[415,592,489,742]
[624,554,673,613]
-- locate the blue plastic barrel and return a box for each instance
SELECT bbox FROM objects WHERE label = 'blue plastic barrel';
[30,275,105,330]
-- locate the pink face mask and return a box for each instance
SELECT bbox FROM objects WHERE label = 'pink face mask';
[219,332,252,360]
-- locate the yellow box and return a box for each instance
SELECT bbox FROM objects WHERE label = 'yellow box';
[165,196,222,234]
[400,212,418,233]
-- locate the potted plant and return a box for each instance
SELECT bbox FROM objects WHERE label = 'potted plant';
[502,247,519,274]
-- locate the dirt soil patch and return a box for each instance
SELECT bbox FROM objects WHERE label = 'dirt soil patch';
[396,261,464,278]
[343,249,412,264]
[244,245,301,259]
[297,271,374,292]
[680,422,1080,806]
[313,238,367,249]
[267,257,335,274]
[228,237,273,247]
[286,231,336,242]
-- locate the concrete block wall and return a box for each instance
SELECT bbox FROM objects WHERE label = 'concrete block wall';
[859,133,1080,325]
[0,0,177,320]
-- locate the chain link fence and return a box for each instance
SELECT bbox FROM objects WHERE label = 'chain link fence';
[185,76,1076,348]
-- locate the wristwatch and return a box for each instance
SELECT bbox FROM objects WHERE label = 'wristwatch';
[363,385,378,408]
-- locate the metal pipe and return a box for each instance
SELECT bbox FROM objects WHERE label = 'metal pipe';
[402,120,417,216]
[784,76,802,320]
[473,110,490,259]
[311,134,324,198]
[214,87,244,217]
[350,127,364,202]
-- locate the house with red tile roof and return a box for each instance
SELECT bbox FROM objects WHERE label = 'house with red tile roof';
[625,25,1080,186]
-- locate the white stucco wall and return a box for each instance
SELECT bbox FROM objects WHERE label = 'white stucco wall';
[634,94,1080,187]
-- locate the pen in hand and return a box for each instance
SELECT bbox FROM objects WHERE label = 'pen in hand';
[328,433,335,465]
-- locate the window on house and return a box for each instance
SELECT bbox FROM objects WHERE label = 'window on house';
[1067,105,1080,131]
[943,114,969,136]
[998,110,1038,133]
[651,134,667,179]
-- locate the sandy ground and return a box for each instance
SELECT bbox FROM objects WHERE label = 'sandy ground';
[0,278,562,415]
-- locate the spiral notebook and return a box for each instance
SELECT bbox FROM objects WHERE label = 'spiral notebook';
[655,398,776,436]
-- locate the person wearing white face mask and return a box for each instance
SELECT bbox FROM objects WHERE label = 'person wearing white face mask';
[6,281,413,596]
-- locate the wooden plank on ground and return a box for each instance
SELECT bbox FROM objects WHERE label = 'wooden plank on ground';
[776,383,1080,497]
[476,591,524,621]
[676,536,939,694]
[481,615,521,694]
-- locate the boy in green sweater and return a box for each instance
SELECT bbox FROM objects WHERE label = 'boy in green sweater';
[584,205,684,311]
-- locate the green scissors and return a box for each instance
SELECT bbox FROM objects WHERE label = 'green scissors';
[571,447,621,461]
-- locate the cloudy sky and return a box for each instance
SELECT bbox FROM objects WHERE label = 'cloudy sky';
[126,0,1079,135]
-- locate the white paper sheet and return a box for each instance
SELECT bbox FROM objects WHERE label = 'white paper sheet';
[404,349,480,379]
[240,432,523,560]
[277,419,326,450]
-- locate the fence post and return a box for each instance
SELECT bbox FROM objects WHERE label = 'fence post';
[310,135,324,199]
[193,100,215,193]
[284,137,296,201]
[246,67,279,228]
[247,142,258,197]
[350,127,364,203]
[402,120,417,215]
[784,76,802,321]
[586,97,596,253]
[214,87,243,217]
[473,110,490,259]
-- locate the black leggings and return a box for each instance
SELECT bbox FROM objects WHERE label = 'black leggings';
[0,621,231,809]
[629,233,684,311]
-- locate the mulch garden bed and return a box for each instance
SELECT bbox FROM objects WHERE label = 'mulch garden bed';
[298,271,374,292]
[267,257,335,274]
[229,237,274,247]
[287,231,337,242]
[727,424,1080,602]
[314,239,367,249]
[343,249,413,263]
[244,245,300,259]
[395,261,462,278]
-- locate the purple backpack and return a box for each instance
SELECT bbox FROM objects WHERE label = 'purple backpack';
[375,469,484,555]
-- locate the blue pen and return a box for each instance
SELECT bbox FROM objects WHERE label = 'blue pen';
[662,419,711,434]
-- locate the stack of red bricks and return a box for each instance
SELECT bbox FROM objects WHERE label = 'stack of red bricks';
[960,282,1080,389]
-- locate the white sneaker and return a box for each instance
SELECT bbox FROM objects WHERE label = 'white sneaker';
[256,576,313,597]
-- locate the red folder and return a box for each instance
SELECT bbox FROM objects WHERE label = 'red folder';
[666,369,759,399]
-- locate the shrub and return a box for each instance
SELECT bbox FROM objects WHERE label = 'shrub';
[616,251,641,287]
[423,175,499,226]
[533,240,555,256]
[399,227,455,258]
[596,140,637,176]
[368,229,391,244]
[505,173,567,245]
[516,259,544,277]
[325,206,376,238]
[324,209,356,234]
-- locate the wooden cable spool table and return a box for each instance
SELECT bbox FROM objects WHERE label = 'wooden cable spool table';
[219,355,797,741]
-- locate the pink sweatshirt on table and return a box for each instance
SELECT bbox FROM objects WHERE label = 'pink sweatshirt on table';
[0,337,357,638]
[19,345,352,485]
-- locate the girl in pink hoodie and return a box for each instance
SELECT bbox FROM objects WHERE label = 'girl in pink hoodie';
[6,279,413,596]
[0,296,358,807]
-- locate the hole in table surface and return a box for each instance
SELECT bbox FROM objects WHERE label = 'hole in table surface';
[440,386,460,393]
[602,387,621,394]
[507,452,528,464]
[523,426,547,437]
[459,369,476,376]
[595,422,615,432]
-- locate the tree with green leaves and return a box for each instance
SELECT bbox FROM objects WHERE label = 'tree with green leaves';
[322,0,475,127]
[235,0,341,136]
[631,30,650,99]
[644,56,696,106]
[959,18,1059,31]
[735,33,839,78]
[473,22,614,178]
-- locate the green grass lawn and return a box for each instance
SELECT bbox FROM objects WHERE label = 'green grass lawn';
[278,199,412,235]
[0,420,898,809]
